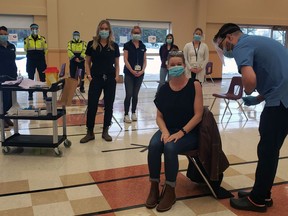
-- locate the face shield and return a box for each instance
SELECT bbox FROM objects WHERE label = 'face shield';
[213,37,225,65]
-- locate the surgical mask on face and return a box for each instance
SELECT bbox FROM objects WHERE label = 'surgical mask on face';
[193,34,201,41]
[168,65,185,77]
[73,36,80,41]
[32,29,38,35]
[0,35,8,43]
[223,48,234,58]
[99,30,109,39]
[132,34,141,41]
[166,38,172,44]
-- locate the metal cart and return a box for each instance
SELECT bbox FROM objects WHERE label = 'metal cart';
[0,79,71,156]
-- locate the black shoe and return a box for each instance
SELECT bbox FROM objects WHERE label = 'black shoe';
[230,197,267,213]
[238,191,273,207]
[80,89,85,93]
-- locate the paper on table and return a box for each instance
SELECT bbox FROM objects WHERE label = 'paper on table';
[1,77,23,85]
[18,78,48,89]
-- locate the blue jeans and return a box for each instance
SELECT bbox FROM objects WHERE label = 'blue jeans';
[157,67,168,92]
[124,74,144,115]
[250,103,288,204]
[148,129,198,186]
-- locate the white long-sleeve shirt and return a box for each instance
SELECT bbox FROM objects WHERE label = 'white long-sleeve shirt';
[183,41,209,83]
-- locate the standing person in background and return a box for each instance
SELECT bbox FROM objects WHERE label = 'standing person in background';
[213,23,288,213]
[80,20,120,143]
[157,34,179,92]
[123,26,147,123]
[67,31,87,93]
[0,26,17,128]
[183,27,209,83]
[24,23,48,100]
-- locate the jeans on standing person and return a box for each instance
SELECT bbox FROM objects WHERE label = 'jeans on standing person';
[157,67,168,92]
[250,103,288,204]
[124,74,144,115]
[148,129,198,187]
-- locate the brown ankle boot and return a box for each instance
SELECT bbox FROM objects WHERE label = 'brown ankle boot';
[80,130,95,143]
[156,184,176,212]
[145,181,159,209]
[102,127,112,142]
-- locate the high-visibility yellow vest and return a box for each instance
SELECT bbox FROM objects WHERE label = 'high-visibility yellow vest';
[24,35,48,57]
[67,39,87,60]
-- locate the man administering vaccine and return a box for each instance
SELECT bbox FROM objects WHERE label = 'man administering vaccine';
[213,23,288,213]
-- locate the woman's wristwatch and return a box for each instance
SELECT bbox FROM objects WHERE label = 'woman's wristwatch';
[180,128,187,135]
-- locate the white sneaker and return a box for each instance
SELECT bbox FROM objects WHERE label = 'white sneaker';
[124,115,132,123]
[131,113,137,121]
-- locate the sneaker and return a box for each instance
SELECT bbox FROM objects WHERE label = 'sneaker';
[131,113,137,121]
[124,115,132,123]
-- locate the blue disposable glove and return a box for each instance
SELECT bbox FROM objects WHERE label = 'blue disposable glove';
[242,96,259,106]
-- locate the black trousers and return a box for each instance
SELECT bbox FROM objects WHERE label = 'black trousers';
[250,103,288,204]
[3,90,12,114]
[26,58,47,97]
[86,75,116,130]
[69,60,85,90]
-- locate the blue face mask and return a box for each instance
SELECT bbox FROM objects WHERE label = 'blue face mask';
[168,66,185,77]
[132,34,141,41]
[223,48,234,58]
[0,35,8,43]
[193,34,201,41]
[99,30,109,39]
[166,38,172,44]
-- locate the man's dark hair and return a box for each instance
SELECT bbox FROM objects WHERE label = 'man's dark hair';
[213,23,241,42]
[0,26,8,32]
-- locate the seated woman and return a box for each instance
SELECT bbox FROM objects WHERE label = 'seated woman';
[145,51,204,212]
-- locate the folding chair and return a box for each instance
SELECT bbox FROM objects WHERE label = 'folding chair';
[204,61,215,84]
[180,150,218,198]
[210,76,248,121]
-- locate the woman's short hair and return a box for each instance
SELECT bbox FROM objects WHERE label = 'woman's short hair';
[131,26,141,34]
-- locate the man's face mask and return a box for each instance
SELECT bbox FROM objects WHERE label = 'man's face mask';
[213,36,234,64]
[0,35,8,43]
[31,29,38,36]
[73,35,80,41]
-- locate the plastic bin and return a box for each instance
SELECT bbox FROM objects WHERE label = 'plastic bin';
[45,67,59,86]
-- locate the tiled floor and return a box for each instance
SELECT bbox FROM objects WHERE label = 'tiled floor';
[0,78,287,216]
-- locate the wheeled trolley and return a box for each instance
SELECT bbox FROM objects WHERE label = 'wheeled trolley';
[0,79,71,156]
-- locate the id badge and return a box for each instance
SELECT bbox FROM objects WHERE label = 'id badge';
[134,65,141,71]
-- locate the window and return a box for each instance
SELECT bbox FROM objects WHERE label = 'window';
[109,19,171,80]
[223,25,288,77]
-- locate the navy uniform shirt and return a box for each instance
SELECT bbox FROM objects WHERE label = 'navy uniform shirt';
[123,40,146,76]
[86,41,120,78]
[0,42,17,78]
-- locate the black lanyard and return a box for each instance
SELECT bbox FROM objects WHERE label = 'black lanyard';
[193,42,201,61]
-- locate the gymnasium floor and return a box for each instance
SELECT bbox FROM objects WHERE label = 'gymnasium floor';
[0,78,287,216]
